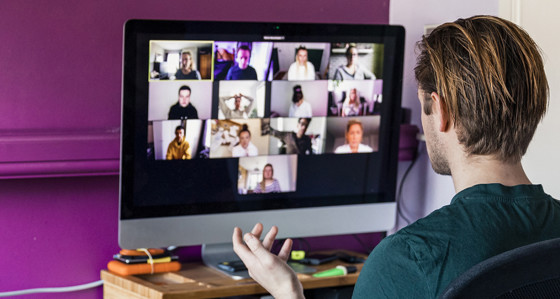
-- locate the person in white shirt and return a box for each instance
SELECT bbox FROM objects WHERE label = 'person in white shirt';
[232,124,259,157]
[219,93,255,119]
[334,119,373,154]
[287,46,315,81]
[333,44,376,81]
[288,85,312,118]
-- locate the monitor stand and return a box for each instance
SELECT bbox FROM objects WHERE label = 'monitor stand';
[201,243,250,280]
[201,243,318,280]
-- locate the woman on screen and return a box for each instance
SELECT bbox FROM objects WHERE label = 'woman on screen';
[334,119,373,154]
[174,51,201,80]
[287,46,315,81]
[333,45,375,80]
[232,124,258,157]
[288,85,312,117]
[341,88,362,117]
[254,164,281,193]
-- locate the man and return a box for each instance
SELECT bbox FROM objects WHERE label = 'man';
[166,125,191,160]
[218,93,254,119]
[225,45,258,80]
[168,85,199,120]
[267,117,313,155]
[232,16,560,298]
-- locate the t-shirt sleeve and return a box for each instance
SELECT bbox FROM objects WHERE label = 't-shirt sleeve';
[352,234,430,299]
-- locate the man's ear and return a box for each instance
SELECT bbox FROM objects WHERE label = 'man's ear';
[430,92,450,132]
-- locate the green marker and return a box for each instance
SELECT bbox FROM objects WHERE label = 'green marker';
[312,265,357,278]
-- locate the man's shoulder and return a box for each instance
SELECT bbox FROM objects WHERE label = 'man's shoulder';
[354,230,432,298]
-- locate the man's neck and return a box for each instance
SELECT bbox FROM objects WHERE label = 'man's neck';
[450,155,531,193]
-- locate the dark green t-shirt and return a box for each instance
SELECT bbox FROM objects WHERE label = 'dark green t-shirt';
[353,184,560,299]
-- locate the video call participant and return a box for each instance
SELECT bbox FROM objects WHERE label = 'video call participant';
[267,118,313,155]
[334,119,373,153]
[226,45,258,80]
[168,85,199,120]
[333,45,376,80]
[166,125,191,160]
[287,46,315,81]
[341,88,362,117]
[219,93,255,119]
[253,163,281,193]
[232,16,560,299]
[232,124,259,157]
[175,51,201,80]
[288,85,312,118]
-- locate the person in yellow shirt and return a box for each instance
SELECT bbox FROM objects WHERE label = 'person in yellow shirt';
[166,125,191,160]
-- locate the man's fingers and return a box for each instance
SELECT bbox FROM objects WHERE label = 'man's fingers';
[232,227,254,261]
[278,238,293,262]
[244,232,272,261]
[251,223,264,239]
[262,225,278,251]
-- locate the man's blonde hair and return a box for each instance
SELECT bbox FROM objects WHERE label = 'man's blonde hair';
[414,15,549,162]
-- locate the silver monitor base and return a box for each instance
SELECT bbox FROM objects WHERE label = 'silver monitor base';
[201,243,318,280]
[201,243,250,280]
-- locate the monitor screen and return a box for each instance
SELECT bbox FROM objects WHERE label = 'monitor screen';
[119,20,404,249]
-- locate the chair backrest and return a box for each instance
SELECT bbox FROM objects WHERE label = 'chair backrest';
[440,237,560,299]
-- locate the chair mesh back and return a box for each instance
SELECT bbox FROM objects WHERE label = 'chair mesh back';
[497,277,560,299]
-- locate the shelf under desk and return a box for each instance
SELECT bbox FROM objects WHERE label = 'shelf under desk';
[101,250,366,299]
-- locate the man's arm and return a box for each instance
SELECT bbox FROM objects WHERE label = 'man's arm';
[184,142,191,160]
[241,94,255,114]
[166,143,173,160]
[268,125,287,141]
[219,96,232,114]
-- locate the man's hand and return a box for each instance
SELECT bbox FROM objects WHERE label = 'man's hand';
[232,223,304,299]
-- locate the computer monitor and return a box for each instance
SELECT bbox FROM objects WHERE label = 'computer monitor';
[119,20,405,265]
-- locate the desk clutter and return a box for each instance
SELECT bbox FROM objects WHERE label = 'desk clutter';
[102,250,368,298]
[107,248,181,276]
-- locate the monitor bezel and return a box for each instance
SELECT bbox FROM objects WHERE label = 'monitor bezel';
[119,20,404,248]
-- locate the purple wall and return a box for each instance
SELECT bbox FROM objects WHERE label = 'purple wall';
[0,1,389,298]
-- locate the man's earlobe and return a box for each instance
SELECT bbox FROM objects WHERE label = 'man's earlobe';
[430,92,450,132]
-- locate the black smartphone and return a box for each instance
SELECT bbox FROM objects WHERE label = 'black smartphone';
[298,253,338,265]
[113,254,178,264]
[217,260,247,272]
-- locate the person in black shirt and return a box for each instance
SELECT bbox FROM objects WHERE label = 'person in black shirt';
[168,85,199,120]
[225,45,258,80]
[265,118,313,155]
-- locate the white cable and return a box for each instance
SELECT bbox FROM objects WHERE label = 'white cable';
[0,280,103,297]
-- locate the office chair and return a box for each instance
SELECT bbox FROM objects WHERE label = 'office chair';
[440,237,560,299]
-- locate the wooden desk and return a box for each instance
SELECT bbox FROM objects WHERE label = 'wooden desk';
[101,251,366,299]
